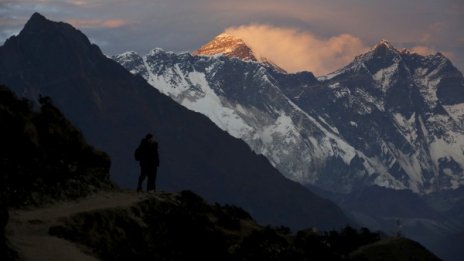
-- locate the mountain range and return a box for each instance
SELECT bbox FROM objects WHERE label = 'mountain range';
[0,77,439,261]
[2,13,464,260]
[114,31,464,260]
[0,13,350,231]
[115,34,464,195]
[0,82,438,261]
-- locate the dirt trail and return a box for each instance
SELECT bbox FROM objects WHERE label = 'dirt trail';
[6,191,148,261]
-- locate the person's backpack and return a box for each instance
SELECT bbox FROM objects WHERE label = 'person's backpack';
[134,146,142,161]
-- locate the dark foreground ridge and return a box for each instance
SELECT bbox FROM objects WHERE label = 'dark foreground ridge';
[49,190,441,261]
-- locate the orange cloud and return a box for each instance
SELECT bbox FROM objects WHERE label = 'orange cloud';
[410,46,436,56]
[225,24,369,76]
[66,18,128,29]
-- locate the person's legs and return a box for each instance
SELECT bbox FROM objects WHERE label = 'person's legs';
[147,167,157,192]
[137,169,147,192]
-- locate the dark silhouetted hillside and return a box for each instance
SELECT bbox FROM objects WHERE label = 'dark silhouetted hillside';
[0,84,113,260]
[0,84,112,207]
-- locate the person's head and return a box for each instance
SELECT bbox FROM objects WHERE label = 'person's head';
[145,133,154,141]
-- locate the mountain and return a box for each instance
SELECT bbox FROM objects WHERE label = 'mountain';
[116,36,464,195]
[0,13,350,230]
[114,48,362,194]
[288,40,464,194]
[0,86,436,260]
[0,85,437,260]
[275,42,464,257]
[194,33,258,61]
[115,35,464,259]
[193,33,286,72]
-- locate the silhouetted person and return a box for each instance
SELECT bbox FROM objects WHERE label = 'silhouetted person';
[135,133,159,192]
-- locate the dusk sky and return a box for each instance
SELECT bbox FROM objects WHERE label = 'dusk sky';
[1,0,463,75]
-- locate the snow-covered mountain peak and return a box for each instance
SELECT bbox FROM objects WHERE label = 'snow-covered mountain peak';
[366,39,401,59]
[116,51,140,60]
[149,47,172,55]
[373,39,395,50]
[112,51,147,78]
[327,39,404,79]
[194,33,287,73]
[193,33,258,62]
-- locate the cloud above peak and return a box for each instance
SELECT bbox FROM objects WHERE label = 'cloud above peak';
[225,24,369,76]
[410,46,436,56]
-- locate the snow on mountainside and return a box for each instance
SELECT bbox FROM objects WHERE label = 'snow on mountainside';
[288,40,464,193]
[114,49,384,192]
[114,37,464,194]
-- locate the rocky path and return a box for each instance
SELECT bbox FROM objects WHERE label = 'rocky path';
[6,191,147,261]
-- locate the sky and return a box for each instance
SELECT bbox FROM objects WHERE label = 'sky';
[0,0,463,75]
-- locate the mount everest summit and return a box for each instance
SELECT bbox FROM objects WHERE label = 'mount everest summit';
[193,33,258,62]
[193,33,285,72]
[114,34,464,194]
